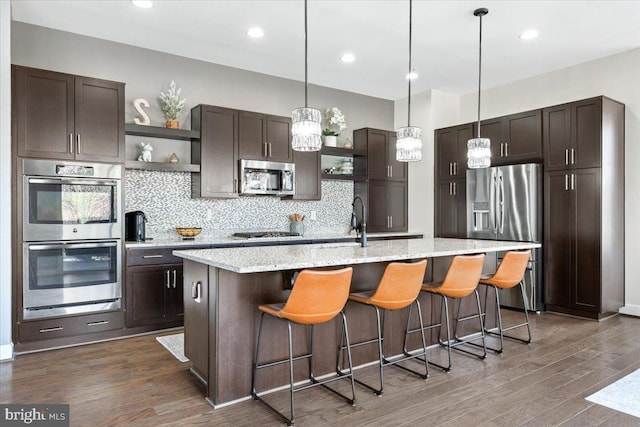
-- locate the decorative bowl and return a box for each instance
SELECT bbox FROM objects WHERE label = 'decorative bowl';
[176,227,202,239]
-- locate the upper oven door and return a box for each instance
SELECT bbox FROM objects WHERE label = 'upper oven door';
[23,176,121,241]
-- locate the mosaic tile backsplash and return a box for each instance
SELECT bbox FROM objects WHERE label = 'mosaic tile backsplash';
[124,170,354,238]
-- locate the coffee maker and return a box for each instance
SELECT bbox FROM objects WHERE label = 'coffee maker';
[125,211,147,241]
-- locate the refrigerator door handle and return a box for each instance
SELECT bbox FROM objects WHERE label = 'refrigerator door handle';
[491,170,498,233]
[499,173,505,233]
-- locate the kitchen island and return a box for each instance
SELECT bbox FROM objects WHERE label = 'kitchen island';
[174,238,540,407]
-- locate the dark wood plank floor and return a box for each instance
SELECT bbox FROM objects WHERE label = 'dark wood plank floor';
[2,312,640,426]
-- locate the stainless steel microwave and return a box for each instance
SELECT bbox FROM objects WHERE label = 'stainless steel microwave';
[239,159,295,196]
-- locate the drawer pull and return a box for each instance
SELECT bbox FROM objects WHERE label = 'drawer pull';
[142,255,164,259]
[87,320,110,327]
[40,326,64,333]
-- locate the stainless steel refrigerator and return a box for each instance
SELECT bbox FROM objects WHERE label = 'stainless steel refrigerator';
[466,163,543,312]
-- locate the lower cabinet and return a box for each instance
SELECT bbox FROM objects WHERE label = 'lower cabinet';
[367,180,408,232]
[126,264,184,328]
[435,178,466,238]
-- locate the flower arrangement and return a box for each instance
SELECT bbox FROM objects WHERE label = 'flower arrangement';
[159,81,187,121]
[323,107,347,136]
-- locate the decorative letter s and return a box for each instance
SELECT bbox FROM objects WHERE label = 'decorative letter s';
[133,98,151,125]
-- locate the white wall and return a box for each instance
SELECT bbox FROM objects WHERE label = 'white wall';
[425,47,640,316]
[0,0,13,360]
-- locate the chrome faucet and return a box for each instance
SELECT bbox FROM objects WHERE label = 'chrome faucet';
[351,195,367,247]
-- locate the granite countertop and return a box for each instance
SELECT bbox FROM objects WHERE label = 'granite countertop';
[125,231,424,249]
[173,238,541,273]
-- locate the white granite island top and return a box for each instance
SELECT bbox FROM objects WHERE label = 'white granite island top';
[173,238,541,273]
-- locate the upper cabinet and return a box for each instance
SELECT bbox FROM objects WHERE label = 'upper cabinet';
[12,65,125,163]
[238,112,292,163]
[474,109,542,166]
[191,105,239,199]
[355,128,407,181]
[543,97,603,171]
[435,124,472,180]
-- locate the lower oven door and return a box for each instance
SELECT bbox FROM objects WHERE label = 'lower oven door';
[23,240,122,319]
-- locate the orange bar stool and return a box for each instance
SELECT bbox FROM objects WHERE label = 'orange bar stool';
[339,260,428,396]
[405,254,486,372]
[251,267,355,426]
[479,250,532,353]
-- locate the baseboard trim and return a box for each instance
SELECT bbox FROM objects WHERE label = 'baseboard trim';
[619,305,640,317]
[0,342,14,361]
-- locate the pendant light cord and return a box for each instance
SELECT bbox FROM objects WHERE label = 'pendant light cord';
[407,0,413,127]
[476,9,484,138]
[304,0,308,108]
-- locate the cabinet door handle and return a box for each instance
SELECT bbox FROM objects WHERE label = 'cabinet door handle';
[565,174,569,191]
[565,149,569,165]
[500,143,504,157]
[571,148,575,165]
[69,134,74,153]
[39,326,63,333]
[166,270,171,289]
[505,142,509,157]
[389,216,393,229]
[453,182,457,196]
[76,134,81,154]
[448,163,452,176]
[191,281,202,300]
[454,162,457,175]
[87,320,109,327]
[268,142,272,157]
[142,254,163,259]
[172,269,177,289]
[449,182,453,195]
[571,173,575,191]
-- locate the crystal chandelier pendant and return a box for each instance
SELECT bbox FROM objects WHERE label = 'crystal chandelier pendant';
[467,137,491,168]
[291,107,322,151]
[396,126,422,161]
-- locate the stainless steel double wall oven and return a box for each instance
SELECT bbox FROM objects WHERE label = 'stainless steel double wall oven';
[22,159,123,319]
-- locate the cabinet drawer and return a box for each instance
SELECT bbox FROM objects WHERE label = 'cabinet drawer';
[127,248,184,266]
[18,311,125,342]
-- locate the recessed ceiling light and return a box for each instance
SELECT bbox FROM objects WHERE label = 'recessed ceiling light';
[519,29,539,40]
[341,53,356,63]
[405,70,418,80]
[132,0,153,8]
[247,28,264,38]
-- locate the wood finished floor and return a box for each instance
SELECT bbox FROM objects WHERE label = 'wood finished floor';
[2,312,640,426]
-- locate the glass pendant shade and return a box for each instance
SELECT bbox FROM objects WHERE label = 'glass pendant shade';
[396,126,422,161]
[467,137,491,169]
[291,107,322,151]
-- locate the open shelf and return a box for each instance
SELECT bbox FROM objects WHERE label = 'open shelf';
[125,123,200,140]
[320,146,366,157]
[125,161,200,173]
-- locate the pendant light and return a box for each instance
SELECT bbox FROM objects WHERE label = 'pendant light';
[395,0,422,162]
[467,7,491,169]
[291,0,322,151]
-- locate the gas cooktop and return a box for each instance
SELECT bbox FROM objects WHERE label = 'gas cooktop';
[232,231,301,239]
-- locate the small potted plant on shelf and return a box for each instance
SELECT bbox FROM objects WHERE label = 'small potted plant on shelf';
[159,81,187,129]
[323,107,347,147]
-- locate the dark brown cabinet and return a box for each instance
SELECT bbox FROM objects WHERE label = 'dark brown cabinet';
[474,109,542,165]
[191,105,239,198]
[543,96,625,319]
[238,112,292,162]
[290,150,321,200]
[126,264,184,328]
[544,98,602,171]
[435,124,471,180]
[435,179,466,238]
[356,128,406,181]
[366,180,408,232]
[12,65,125,162]
[434,124,471,237]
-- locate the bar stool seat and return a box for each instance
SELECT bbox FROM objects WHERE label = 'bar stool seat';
[251,267,356,426]
[405,254,486,372]
[340,260,429,396]
[479,250,532,353]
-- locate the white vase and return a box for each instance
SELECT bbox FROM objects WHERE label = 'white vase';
[324,135,337,147]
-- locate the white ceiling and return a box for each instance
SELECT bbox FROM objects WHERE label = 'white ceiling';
[10,0,640,100]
